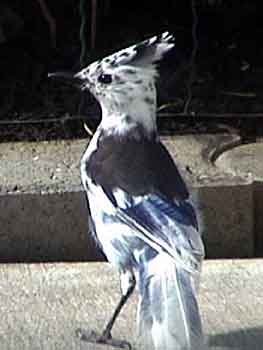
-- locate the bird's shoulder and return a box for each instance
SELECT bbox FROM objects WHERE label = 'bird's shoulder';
[84,129,189,201]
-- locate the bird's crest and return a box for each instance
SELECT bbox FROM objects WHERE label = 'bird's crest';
[105,31,175,68]
[77,32,175,81]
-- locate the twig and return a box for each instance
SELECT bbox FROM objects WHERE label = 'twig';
[1,113,263,127]
[157,98,184,112]
[158,112,263,118]
[220,91,257,98]
[83,122,94,136]
[0,114,85,125]
[36,0,56,48]
[91,0,97,49]
[183,0,198,114]
[79,0,88,67]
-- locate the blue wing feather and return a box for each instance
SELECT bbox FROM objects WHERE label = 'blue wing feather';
[104,189,204,262]
[147,194,198,230]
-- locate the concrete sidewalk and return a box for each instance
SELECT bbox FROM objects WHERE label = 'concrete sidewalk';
[0,260,262,350]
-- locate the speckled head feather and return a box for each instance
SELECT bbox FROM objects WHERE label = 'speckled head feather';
[100,31,174,68]
[77,32,175,137]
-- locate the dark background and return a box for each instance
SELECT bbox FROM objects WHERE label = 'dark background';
[1,0,263,140]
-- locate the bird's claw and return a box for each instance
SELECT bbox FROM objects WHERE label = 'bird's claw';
[76,328,132,349]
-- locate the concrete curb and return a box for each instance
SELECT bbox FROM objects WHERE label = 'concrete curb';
[1,134,261,261]
[215,142,263,256]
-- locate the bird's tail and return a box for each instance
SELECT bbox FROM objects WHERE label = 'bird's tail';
[137,252,206,350]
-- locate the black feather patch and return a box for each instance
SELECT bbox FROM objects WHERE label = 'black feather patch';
[85,130,189,201]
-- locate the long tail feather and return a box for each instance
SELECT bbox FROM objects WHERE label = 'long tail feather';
[137,253,206,350]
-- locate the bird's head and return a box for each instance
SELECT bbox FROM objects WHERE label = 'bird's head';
[50,32,175,138]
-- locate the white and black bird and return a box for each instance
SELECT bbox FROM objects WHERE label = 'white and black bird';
[50,32,206,350]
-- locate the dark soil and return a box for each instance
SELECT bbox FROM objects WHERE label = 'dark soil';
[1,0,263,141]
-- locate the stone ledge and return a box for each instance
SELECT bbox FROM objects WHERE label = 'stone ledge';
[0,134,259,261]
[0,260,261,350]
[215,142,263,256]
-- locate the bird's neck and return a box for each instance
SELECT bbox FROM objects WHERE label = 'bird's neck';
[100,100,157,140]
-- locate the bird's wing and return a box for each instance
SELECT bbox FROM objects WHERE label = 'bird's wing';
[85,134,203,273]
[110,189,204,275]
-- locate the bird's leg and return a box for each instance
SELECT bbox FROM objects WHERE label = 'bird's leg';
[76,269,136,349]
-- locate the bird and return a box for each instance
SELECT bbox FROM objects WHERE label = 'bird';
[49,32,206,350]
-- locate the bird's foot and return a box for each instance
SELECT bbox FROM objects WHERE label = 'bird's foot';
[76,328,132,349]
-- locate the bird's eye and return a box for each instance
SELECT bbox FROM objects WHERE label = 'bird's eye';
[98,73,112,84]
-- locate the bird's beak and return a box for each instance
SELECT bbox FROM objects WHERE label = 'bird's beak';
[48,71,85,89]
